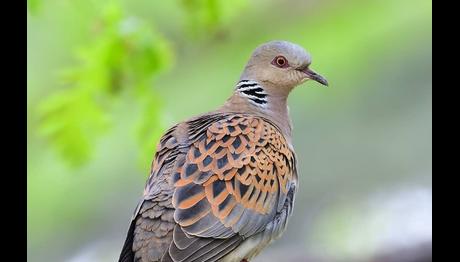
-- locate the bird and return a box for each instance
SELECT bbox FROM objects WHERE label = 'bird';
[119,40,328,262]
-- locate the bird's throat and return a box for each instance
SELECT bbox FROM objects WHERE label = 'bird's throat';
[222,80,293,138]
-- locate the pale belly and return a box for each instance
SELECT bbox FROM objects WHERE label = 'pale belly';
[220,227,285,262]
[220,185,295,261]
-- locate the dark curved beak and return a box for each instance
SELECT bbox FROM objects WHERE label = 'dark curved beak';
[298,67,329,86]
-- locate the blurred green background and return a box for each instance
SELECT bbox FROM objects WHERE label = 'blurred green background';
[27,0,432,261]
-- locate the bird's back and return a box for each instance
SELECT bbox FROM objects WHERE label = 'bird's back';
[119,112,297,262]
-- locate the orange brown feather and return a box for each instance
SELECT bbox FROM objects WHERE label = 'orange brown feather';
[172,114,296,238]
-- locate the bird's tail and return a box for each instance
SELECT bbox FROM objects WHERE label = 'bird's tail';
[118,219,136,262]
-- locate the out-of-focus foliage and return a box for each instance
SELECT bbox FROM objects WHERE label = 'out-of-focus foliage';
[27,0,41,15]
[37,3,172,167]
[33,0,248,167]
[180,0,247,36]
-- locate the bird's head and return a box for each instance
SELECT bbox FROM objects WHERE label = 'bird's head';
[240,40,328,93]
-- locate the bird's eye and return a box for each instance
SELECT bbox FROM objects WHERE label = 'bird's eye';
[272,56,289,68]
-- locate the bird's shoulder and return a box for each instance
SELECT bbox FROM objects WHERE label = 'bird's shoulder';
[170,112,296,232]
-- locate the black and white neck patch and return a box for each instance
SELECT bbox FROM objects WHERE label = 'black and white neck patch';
[236,80,268,107]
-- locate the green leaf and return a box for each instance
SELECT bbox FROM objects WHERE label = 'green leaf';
[27,0,41,15]
[37,89,111,166]
[180,0,248,36]
[37,3,173,168]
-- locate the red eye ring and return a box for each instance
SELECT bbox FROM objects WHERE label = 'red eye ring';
[272,56,289,68]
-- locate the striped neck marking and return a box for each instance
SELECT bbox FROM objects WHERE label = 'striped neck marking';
[236,80,268,106]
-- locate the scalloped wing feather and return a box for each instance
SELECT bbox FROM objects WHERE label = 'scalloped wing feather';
[122,113,297,262]
[172,114,296,239]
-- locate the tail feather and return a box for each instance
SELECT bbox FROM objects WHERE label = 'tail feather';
[119,219,136,262]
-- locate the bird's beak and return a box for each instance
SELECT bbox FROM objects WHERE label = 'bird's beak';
[299,67,329,86]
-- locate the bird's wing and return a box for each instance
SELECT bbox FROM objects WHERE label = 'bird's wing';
[119,124,182,262]
[166,113,297,261]
[120,113,297,262]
